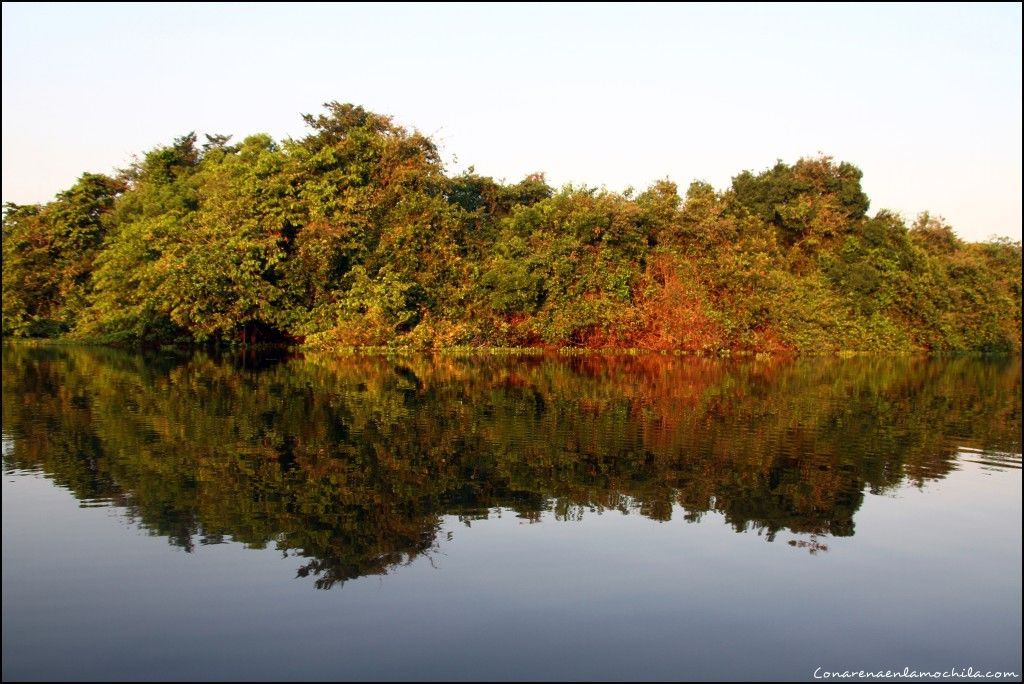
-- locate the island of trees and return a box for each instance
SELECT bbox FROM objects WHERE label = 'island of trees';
[3,102,1021,352]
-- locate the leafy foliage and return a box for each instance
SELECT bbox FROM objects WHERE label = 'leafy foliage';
[3,103,1020,351]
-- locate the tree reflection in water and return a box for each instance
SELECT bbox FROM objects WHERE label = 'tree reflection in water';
[2,345,1020,589]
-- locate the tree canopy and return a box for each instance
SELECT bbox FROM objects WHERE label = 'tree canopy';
[3,102,1020,352]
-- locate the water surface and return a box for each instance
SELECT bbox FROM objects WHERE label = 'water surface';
[2,346,1021,680]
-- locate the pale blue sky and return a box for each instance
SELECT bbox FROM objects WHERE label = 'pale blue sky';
[3,2,1021,240]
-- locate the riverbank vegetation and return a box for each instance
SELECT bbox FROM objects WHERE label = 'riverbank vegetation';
[3,103,1020,352]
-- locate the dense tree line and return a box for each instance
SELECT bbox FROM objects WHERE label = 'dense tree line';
[4,345,1019,587]
[3,103,1021,351]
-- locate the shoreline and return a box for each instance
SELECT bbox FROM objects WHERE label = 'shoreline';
[4,337,1018,359]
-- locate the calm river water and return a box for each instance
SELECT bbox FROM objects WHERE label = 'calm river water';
[2,345,1021,681]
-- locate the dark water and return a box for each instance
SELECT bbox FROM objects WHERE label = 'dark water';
[2,345,1021,681]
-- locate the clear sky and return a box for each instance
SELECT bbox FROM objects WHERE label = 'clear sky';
[2,2,1021,241]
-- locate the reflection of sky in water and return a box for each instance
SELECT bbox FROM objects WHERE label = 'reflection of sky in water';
[956,446,1023,472]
